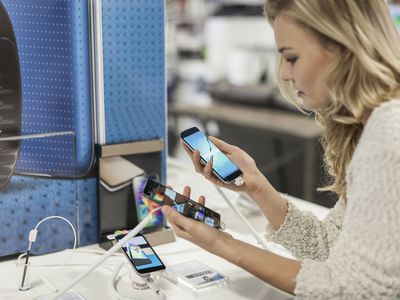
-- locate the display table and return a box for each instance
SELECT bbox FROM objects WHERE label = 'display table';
[0,157,329,300]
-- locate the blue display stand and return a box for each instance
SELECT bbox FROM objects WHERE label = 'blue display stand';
[0,0,166,257]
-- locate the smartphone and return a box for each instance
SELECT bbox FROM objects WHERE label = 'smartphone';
[132,174,165,232]
[116,232,166,275]
[180,127,242,184]
[142,179,222,230]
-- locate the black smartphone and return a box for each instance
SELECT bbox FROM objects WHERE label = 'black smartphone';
[142,179,222,229]
[180,127,242,184]
[115,232,166,275]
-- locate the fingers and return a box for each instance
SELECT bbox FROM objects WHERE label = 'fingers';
[180,140,205,173]
[180,140,194,157]
[208,136,235,153]
[162,205,193,233]
[198,195,206,206]
[182,186,191,198]
[202,159,220,185]
[203,159,213,179]
[192,150,205,173]
[183,186,205,205]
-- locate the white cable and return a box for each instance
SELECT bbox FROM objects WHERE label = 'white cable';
[51,207,162,300]
[214,185,271,250]
[33,216,77,247]
[18,216,77,292]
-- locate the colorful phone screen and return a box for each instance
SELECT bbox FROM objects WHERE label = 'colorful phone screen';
[133,175,165,231]
[143,179,221,229]
[117,234,165,274]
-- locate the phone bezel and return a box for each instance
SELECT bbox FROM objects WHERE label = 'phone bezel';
[143,179,222,229]
[180,127,242,183]
[116,232,166,274]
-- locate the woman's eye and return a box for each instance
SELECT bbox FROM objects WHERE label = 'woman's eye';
[286,57,298,64]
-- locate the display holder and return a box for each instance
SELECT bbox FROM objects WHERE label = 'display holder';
[0,131,80,257]
[98,139,175,249]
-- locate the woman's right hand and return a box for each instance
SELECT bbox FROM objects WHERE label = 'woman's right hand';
[181,136,269,196]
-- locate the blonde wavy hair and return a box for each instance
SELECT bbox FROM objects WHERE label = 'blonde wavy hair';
[264,0,400,199]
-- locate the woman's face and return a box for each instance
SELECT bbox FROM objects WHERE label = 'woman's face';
[273,14,341,110]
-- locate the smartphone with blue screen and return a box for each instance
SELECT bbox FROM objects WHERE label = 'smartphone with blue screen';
[115,232,165,275]
[180,127,242,184]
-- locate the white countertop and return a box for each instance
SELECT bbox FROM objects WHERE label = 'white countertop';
[0,157,329,300]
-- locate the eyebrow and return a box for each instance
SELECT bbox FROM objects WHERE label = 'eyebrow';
[278,47,293,53]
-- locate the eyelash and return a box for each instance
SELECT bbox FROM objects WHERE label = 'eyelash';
[286,57,298,64]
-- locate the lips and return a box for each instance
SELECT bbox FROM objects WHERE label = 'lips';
[295,89,304,98]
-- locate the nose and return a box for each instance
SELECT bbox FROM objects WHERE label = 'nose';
[280,63,293,82]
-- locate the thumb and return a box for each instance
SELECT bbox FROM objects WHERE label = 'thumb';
[162,206,192,230]
[208,136,234,154]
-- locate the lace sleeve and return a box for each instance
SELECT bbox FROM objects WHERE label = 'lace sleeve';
[265,198,345,260]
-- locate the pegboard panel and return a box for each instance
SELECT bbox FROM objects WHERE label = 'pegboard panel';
[101,0,166,144]
[0,1,98,257]
[2,0,94,177]
[0,177,97,256]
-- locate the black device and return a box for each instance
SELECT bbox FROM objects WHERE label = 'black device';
[143,179,222,229]
[115,232,166,275]
[180,127,242,184]
[0,1,22,190]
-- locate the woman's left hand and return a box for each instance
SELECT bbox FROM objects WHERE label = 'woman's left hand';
[162,186,231,255]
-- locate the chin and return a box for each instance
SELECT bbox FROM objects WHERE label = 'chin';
[301,98,323,112]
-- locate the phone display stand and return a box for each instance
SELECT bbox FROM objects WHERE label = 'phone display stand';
[117,273,165,300]
[110,263,165,300]
[164,260,231,296]
[98,139,175,250]
[98,140,163,246]
[0,131,80,256]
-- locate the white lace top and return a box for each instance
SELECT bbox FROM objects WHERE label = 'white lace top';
[266,99,400,299]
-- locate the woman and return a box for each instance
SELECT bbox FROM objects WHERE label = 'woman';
[162,0,400,298]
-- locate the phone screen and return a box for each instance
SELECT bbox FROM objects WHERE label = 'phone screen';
[133,174,165,231]
[143,179,221,229]
[180,127,242,182]
[116,233,165,274]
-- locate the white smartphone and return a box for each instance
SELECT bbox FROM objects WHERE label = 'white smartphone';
[180,127,242,184]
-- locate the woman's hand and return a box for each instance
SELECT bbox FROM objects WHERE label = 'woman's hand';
[163,186,299,295]
[181,136,268,196]
[162,186,231,255]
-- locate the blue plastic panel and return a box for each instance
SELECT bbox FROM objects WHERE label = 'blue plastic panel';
[0,0,97,257]
[2,0,94,177]
[0,177,97,256]
[102,0,166,144]
[0,0,166,257]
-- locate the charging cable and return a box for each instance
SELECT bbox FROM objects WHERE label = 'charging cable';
[51,206,163,300]
[18,216,77,292]
[214,185,271,250]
